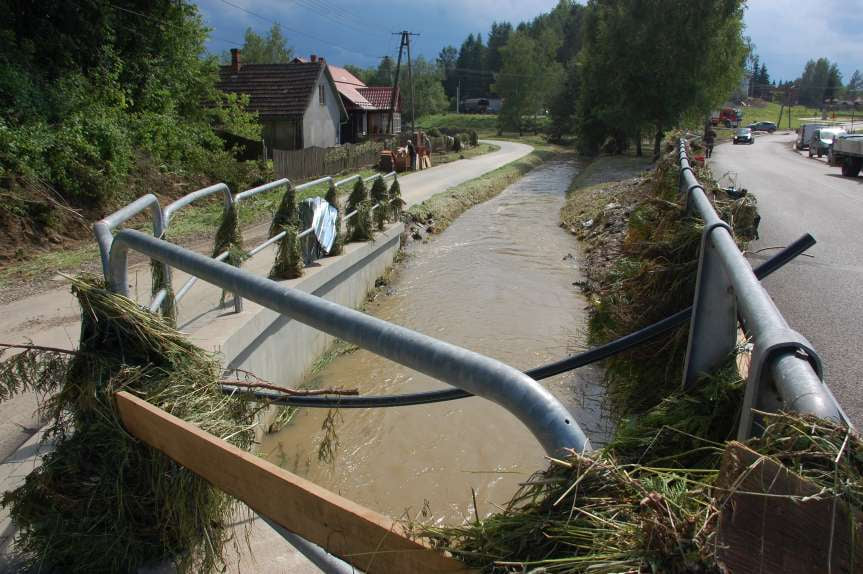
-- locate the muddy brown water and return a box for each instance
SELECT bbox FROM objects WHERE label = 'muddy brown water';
[261,161,608,524]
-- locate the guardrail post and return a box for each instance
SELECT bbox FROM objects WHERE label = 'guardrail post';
[678,141,737,388]
[682,223,738,387]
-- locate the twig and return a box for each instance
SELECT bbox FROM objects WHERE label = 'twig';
[0,342,85,356]
[220,380,359,396]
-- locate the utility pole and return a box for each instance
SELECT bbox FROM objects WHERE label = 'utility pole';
[387,31,419,136]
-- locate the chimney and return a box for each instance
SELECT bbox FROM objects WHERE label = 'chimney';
[230,48,241,73]
[310,54,317,63]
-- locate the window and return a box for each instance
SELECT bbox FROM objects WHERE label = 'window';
[319,84,325,105]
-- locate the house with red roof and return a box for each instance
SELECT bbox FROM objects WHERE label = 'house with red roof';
[217,50,347,154]
[297,56,402,143]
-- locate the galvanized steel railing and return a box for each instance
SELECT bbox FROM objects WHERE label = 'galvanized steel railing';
[94,171,396,317]
[678,139,848,438]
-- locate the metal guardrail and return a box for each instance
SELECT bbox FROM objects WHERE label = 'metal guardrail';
[678,139,848,439]
[106,229,589,455]
[94,170,396,318]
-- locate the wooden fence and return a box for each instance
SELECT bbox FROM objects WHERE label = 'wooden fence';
[273,141,385,181]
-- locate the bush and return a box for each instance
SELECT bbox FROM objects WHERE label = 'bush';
[46,111,133,207]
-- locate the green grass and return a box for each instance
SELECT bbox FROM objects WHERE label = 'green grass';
[417,113,553,139]
[431,142,499,166]
[739,100,835,130]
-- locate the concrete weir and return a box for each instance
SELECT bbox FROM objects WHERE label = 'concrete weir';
[191,223,404,433]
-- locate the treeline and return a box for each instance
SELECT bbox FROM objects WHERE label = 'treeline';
[0,0,261,247]
[455,0,748,155]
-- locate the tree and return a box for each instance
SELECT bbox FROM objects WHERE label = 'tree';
[798,58,843,107]
[847,70,862,98]
[485,22,513,76]
[343,64,375,85]
[437,45,459,101]
[370,56,395,86]
[398,57,449,119]
[456,33,489,98]
[233,24,293,64]
[575,0,747,158]
[493,30,561,135]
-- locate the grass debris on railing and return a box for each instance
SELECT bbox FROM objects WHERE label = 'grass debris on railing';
[422,409,863,573]
[388,176,405,219]
[270,224,304,280]
[370,176,390,231]
[0,275,259,573]
[346,178,372,242]
[269,181,299,238]
[150,253,177,326]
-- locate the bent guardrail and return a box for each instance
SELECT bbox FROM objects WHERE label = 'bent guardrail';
[107,229,590,456]
[678,139,848,439]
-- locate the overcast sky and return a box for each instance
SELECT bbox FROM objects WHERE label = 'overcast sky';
[195,0,861,82]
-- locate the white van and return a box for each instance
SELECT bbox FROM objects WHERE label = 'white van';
[809,127,847,157]
[796,123,828,150]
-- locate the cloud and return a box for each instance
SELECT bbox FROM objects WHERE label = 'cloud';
[195,0,560,67]
[744,0,862,81]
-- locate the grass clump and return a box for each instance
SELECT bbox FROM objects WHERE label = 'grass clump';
[269,182,299,238]
[269,224,303,280]
[370,176,390,231]
[0,275,258,573]
[425,409,863,573]
[346,178,373,242]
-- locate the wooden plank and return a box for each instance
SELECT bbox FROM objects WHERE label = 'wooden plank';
[716,441,863,573]
[114,391,472,574]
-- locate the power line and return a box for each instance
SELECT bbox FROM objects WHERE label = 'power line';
[106,2,243,46]
[214,0,384,63]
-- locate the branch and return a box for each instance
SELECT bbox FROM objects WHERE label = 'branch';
[0,342,85,356]
[220,381,359,396]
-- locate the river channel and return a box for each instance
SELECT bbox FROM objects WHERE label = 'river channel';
[261,161,608,524]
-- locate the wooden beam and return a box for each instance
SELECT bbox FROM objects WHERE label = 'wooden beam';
[717,441,863,574]
[114,391,472,574]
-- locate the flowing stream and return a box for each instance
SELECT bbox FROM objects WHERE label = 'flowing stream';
[261,161,608,523]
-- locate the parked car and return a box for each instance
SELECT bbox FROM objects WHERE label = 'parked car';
[747,121,777,133]
[796,123,828,150]
[809,127,847,157]
[733,127,754,145]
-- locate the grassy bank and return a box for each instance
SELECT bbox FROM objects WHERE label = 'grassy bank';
[407,141,570,234]
[417,113,552,140]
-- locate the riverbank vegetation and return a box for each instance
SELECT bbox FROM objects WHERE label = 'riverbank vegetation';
[0,2,266,266]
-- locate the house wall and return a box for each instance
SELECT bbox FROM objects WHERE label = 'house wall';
[303,72,341,148]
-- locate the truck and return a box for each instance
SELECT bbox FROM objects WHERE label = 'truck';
[829,134,863,176]
[710,107,742,127]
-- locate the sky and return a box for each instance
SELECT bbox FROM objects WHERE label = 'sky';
[195,0,862,83]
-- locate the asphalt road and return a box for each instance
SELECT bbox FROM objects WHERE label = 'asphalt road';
[711,132,863,427]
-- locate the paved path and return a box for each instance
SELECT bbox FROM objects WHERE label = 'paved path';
[0,139,533,568]
[711,131,863,427]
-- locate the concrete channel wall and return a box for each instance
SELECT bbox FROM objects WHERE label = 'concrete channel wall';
[190,223,404,433]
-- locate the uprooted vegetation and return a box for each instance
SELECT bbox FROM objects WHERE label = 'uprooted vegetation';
[0,276,258,573]
[419,140,863,571]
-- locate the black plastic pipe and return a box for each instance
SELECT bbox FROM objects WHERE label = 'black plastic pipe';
[222,234,815,408]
